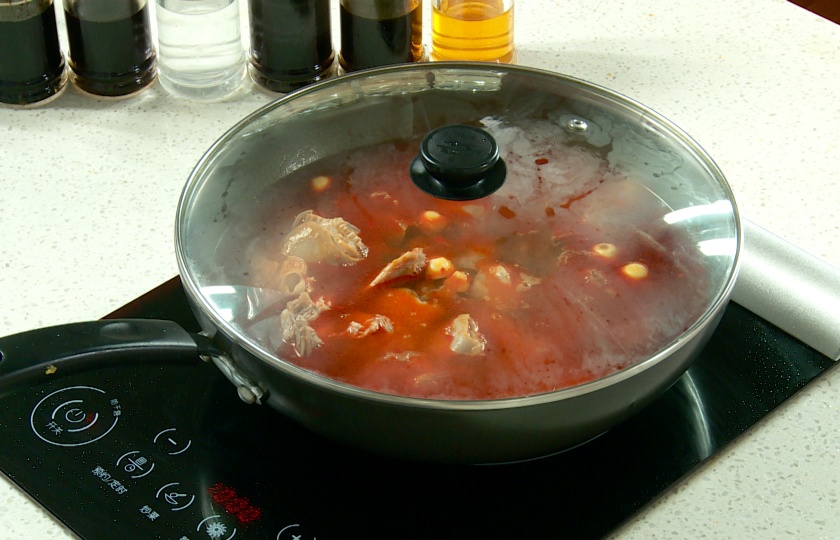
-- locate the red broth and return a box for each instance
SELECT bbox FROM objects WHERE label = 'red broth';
[232,130,711,400]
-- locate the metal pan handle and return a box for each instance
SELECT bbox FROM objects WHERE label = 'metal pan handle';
[732,220,840,361]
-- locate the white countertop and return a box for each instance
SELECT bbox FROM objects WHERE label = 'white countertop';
[2,0,839,537]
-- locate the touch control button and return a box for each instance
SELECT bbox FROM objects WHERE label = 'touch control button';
[30,386,120,447]
[156,482,195,512]
[197,514,237,540]
[64,408,86,423]
[277,523,317,539]
[153,427,192,455]
[116,450,155,479]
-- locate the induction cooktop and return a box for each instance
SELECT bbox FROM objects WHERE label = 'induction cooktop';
[0,276,834,539]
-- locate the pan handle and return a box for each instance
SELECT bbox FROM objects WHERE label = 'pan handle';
[0,319,219,391]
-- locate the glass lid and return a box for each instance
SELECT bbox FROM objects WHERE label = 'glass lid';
[176,64,740,401]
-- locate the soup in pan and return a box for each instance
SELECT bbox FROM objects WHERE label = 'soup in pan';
[222,118,712,400]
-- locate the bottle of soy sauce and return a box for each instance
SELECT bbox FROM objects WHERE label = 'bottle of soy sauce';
[339,0,423,72]
[248,0,335,93]
[64,0,157,97]
[0,0,66,106]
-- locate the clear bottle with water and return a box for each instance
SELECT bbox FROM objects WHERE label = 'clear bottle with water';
[155,0,245,100]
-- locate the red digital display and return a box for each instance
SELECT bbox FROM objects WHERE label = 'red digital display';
[208,482,263,524]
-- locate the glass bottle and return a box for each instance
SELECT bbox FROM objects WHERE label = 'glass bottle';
[431,0,515,63]
[0,0,66,106]
[247,0,335,93]
[339,0,423,72]
[64,0,157,97]
[155,0,245,100]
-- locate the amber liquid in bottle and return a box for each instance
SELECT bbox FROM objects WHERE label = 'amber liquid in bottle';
[431,0,514,63]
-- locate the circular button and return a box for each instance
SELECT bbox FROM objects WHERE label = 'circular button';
[30,386,120,447]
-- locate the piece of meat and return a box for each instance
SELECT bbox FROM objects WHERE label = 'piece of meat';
[281,210,368,266]
[347,314,395,337]
[369,248,427,287]
[274,255,311,296]
[446,314,486,356]
[279,292,330,356]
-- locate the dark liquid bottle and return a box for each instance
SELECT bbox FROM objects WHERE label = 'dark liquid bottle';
[248,0,335,93]
[64,0,157,97]
[0,0,65,106]
[339,0,423,72]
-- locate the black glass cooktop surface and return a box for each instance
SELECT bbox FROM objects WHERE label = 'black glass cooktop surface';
[0,277,834,539]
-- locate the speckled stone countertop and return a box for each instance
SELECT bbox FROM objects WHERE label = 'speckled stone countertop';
[2,0,839,538]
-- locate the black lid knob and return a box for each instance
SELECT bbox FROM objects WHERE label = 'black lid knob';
[410,125,506,201]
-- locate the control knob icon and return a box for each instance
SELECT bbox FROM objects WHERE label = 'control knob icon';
[30,386,121,447]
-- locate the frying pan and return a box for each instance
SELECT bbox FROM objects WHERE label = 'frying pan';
[0,64,740,464]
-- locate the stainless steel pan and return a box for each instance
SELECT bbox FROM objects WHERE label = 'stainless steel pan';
[0,64,741,463]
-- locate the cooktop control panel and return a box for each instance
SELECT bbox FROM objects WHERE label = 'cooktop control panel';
[14,363,322,539]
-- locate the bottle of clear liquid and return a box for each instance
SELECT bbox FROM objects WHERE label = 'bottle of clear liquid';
[339,0,423,72]
[431,0,515,63]
[64,0,157,97]
[247,0,335,93]
[0,0,66,106]
[155,0,245,100]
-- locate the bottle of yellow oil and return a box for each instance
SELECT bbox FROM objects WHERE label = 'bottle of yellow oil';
[431,0,514,63]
